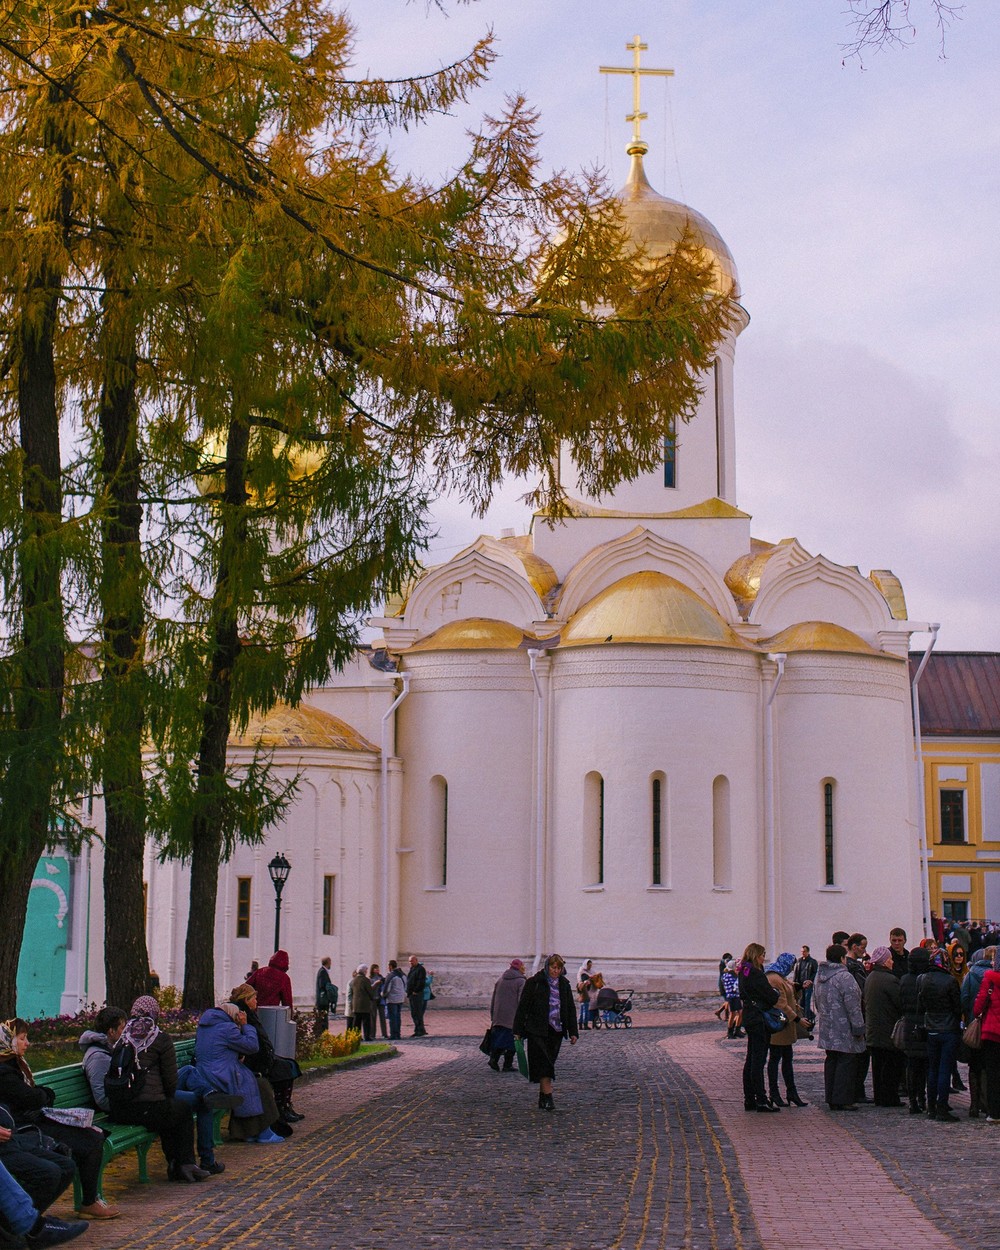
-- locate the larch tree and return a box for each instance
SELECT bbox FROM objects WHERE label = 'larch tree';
[0,2,735,1010]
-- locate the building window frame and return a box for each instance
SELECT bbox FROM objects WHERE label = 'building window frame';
[939,788,967,845]
[236,876,251,939]
[584,771,605,886]
[823,780,836,887]
[322,874,335,935]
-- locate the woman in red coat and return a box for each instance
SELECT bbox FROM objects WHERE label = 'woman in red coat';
[248,951,293,1006]
[973,952,1000,1121]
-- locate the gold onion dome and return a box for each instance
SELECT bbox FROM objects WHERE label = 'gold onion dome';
[618,151,740,299]
[758,621,886,658]
[407,618,530,653]
[563,571,747,649]
[229,703,376,751]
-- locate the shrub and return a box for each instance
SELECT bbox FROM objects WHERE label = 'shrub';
[314,1029,362,1059]
[153,984,182,1011]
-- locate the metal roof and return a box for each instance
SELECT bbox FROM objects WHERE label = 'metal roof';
[909,652,1000,736]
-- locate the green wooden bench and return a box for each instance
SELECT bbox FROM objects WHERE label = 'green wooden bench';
[35,1038,225,1203]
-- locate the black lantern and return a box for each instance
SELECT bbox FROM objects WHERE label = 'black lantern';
[267,852,291,951]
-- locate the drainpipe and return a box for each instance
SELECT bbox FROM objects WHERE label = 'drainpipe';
[911,624,940,938]
[380,672,411,970]
[527,649,547,973]
[763,653,786,956]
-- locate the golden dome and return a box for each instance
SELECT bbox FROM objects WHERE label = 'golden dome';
[758,622,887,658]
[406,618,529,653]
[563,571,746,648]
[516,552,559,599]
[619,153,739,298]
[230,703,377,752]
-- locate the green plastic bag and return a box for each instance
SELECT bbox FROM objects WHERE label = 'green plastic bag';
[514,1036,529,1079]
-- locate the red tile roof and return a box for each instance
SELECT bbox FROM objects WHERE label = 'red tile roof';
[909,652,1000,736]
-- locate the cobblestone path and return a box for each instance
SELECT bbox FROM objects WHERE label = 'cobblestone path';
[94,1023,760,1250]
[75,1010,991,1249]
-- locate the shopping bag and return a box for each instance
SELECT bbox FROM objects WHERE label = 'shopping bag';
[513,1037,529,1079]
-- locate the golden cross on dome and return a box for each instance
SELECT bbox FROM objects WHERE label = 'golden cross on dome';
[600,36,674,155]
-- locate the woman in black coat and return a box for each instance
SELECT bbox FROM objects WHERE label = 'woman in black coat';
[737,943,781,1113]
[513,954,578,1111]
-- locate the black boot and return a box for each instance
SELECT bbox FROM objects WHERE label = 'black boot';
[488,1052,501,1071]
[769,1087,787,1107]
[786,1089,808,1107]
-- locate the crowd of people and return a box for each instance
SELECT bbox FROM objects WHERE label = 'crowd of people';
[0,950,311,1248]
[721,923,1000,1122]
[341,956,432,1041]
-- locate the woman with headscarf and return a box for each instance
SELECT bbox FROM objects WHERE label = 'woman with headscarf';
[104,996,209,1181]
[513,954,578,1111]
[0,1019,115,1219]
[917,948,962,1121]
[863,945,904,1107]
[349,966,375,1040]
[190,1000,261,1150]
[973,946,1000,1122]
[764,954,807,1107]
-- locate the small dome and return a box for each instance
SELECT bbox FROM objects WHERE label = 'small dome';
[406,618,529,653]
[618,153,739,298]
[230,703,377,752]
[563,571,747,649]
[759,622,886,658]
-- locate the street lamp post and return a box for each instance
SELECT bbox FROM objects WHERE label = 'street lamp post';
[267,852,291,952]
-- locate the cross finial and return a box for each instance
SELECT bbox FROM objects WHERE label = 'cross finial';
[600,35,674,155]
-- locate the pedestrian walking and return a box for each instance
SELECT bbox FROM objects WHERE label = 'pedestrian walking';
[513,954,578,1111]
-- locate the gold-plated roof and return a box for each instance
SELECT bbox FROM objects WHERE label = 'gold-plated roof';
[618,153,739,298]
[868,570,908,621]
[535,495,750,521]
[563,571,748,649]
[229,703,377,752]
[406,618,529,653]
[758,622,887,658]
[512,550,559,598]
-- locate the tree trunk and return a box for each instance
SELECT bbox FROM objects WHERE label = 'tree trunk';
[0,94,71,1012]
[99,271,152,1008]
[182,416,250,1009]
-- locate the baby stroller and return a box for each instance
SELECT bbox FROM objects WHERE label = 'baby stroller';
[592,985,633,1029]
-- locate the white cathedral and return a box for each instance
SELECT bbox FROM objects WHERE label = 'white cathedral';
[32,83,929,1014]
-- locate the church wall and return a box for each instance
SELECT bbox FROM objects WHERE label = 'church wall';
[395,653,536,980]
[546,645,762,990]
[770,655,920,953]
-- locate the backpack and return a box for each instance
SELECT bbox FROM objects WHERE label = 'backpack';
[104,1040,146,1109]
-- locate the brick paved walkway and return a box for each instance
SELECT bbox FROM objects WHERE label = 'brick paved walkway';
[55,1005,988,1249]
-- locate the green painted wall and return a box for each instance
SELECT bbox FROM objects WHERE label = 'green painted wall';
[17,856,71,1019]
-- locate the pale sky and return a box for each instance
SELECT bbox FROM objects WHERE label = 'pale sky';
[343,1,1000,649]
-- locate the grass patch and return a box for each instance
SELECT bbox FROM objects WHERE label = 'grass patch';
[300,1043,394,1072]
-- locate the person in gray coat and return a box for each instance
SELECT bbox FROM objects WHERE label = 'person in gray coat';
[812,943,866,1111]
[488,959,527,1071]
[863,946,903,1106]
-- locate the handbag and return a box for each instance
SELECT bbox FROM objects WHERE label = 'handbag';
[963,985,992,1051]
[795,1018,813,1041]
[762,1007,788,1034]
[478,1027,493,1056]
[890,1016,910,1050]
[513,1037,529,1079]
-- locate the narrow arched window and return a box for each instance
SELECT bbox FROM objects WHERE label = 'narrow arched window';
[651,772,667,886]
[430,775,448,887]
[663,421,677,489]
[713,775,731,889]
[584,772,605,885]
[823,780,835,886]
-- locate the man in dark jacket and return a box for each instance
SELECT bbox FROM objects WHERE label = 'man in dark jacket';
[793,946,818,1021]
[406,956,428,1037]
[314,957,338,1036]
[918,950,963,1121]
[888,928,909,978]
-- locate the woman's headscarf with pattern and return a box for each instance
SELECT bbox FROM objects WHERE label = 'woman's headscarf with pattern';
[0,1020,34,1086]
[764,953,796,978]
[121,994,161,1055]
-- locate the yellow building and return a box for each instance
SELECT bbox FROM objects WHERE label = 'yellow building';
[914,653,1000,925]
